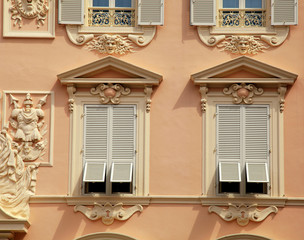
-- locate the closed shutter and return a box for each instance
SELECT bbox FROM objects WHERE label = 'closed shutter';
[271,0,298,25]
[190,0,216,26]
[58,0,84,24]
[138,0,164,25]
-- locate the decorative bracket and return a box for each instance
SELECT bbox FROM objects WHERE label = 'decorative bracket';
[199,85,208,113]
[223,83,263,104]
[67,84,76,112]
[209,204,278,226]
[278,86,287,113]
[90,83,131,104]
[74,202,143,225]
[144,86,153,113]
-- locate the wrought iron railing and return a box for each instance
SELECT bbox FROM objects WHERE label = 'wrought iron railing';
[219,9,266,27]
[88,7,135,27]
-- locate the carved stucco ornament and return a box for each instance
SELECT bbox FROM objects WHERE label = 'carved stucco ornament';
[209,204,278,226]
[9,93,48,162]
[199,85,209,112]
[0,126,39,219]
[144,86,153,113]
[217,36,268,55]
[9,0,49,28]
[223,83,263,104]
[74,202,143,225]
[278,86,287,113]
[86,34,135,55]
[90,83,131,104]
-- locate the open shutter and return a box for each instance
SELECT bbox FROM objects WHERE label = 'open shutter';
[190,0,216,26]
[83,162,106,182]
[246,163,269,183]
[138,0,164,25]
[84,105,108,162]
[110,163,133,182]
[271,0,298,25]
[219,162,241,182]
[58,0,84,24]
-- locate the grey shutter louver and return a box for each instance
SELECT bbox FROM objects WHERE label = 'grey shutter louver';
[271,0,298,25]
[138,0,164,25]
[219,162,241,182]
[217,105,241,161]
[246,163,269,183]
[190,0,216,26]
[110,163,133,182]
[83,162,106,182]
[244,106,269,163]
[111,106,136,162]
[58,0,84,24]
[84,106,108,162]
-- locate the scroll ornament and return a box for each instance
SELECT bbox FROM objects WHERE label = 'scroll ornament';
[0,126,39,219]
[9,93,48,162]
[74,202,143,225]
[9,0,49,28]
[223,83,263,104]
[209,204,278,226]
[90,83,131,104]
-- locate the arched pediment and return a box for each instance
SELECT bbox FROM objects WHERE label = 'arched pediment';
[217,233,272,240]
[74,232,138,240]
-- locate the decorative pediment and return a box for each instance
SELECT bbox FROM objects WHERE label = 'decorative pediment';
[191,56,297,88]
[58,56,163,88]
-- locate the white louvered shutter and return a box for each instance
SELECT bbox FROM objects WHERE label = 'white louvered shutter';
[83,105,108,162]
[138,0,164,25]
[246,163,269,183]
[190,0,216,26]
[219,162,241,182]
[58,0,84,24]
[111,106,136,162]
[110,163,133,182]
[271,0,298,25]
[83,162,106,182]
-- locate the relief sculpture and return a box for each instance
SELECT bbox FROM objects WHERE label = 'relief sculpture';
[9,93,48,162]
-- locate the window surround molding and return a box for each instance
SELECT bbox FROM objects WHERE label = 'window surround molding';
[191,56,297,206]
[190,0,298,54]
[58,56,162,207]
[216,233,272,240]
[74,232,138,240]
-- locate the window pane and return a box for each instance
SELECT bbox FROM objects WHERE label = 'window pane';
[116,0,132,7]
[245,0,262,8]
[93,0,109,7]
[223,0,239,8]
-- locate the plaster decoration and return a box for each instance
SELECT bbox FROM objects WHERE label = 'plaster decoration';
[9,93,48,162]
[217,36,268,55]
[223,83,263,104]
[144,86,153,113]
[0,126,39,219]
[90,83,131,104]
[86,34,134,55]
[67,85,76,113]
[9,0,49,28]
[278,86,287,113]
[209,204,278,226]
[199,85,209,113]
[74,202,143,225]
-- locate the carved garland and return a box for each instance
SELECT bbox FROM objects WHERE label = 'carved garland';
[209,204,278,226]
[223,83,263,104]
[74,202,143,225]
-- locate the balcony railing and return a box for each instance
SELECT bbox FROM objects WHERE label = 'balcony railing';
[88,7,135,27]
[219,9,266,27]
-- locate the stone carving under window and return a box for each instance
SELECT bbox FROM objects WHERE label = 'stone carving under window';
[86,34,134,55]
[9,0,49,28]
[0,126,39,219]
[74,202,143,225]
[9,93,48,162]
[209,204,278,226]
[223,83,263,104]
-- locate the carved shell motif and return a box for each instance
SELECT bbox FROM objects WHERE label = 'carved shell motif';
[223,83,263,104]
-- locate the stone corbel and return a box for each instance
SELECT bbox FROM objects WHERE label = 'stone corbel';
[90,83,131,104]
[74,202,143,225]
[144,86,153,113]
[261,27,289,47]
[197,27,225,47]
[199,85,208,113]
[209,204,278,226]
[66,25,94,46]
[67,84,76,112]
[278,85,287,113]
[128,26,156,47]
[223,83,263,104]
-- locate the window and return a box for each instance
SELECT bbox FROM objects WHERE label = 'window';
[83,105,136,194]
[217,105,269,194]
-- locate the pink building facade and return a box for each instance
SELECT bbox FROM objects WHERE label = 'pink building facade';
[0,0,303,239]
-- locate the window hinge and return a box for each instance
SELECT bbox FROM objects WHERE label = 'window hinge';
[80,149,84,154]
[269,149,271,154]
[81,113,85,118]
[268,114,271,118]
[134,114,138,118]
[269,185,271,190]
[214,147,217,153]
[135,150,137,154]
